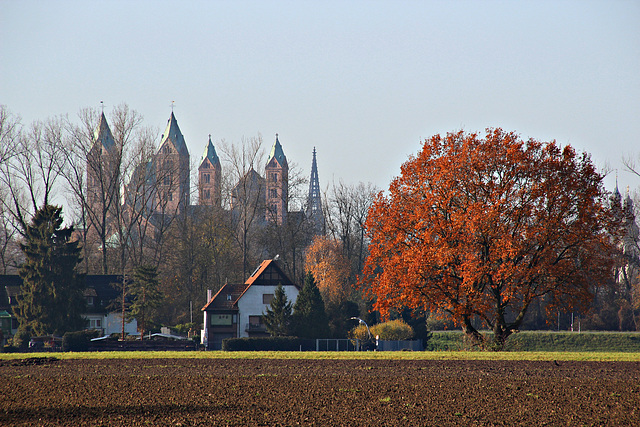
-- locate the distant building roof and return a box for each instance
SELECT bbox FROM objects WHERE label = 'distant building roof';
[199,135,220,168]
[93,112,116,151]
[267,134,287,168]
[159,112,189,156]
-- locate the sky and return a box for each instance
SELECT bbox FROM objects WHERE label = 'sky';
[1,0,639,197]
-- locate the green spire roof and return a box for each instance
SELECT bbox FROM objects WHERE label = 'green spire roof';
[160,112,188,155]
[267,134,287,167]
[200,135,220,167]
[94,112,116,150]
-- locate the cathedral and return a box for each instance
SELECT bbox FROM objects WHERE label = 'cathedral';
[87,110,324,232]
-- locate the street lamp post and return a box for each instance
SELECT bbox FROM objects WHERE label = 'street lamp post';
[350,317,372,350]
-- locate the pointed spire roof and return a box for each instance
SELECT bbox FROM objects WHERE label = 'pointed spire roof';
[160,112,188,155]
[267,133,287,167]
[94,112,116,150]
[200,135,220,168]
[307,147,324,232]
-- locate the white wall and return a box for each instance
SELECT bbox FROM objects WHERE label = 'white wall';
[237,285,299,338]
[83,313,138,337]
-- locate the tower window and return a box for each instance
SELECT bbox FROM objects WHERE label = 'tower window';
[204,174,210,184]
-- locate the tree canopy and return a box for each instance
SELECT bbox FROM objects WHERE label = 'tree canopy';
[361,129,619,349]
[292,272,330,338]
[16,204,85,336]
[262,283,293,336]
[129,264,163,340]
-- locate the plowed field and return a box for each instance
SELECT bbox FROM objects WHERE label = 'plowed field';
[1,357,639,426]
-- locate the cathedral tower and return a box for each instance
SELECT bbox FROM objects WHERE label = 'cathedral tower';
[307,147,324,234]
[265,134,288,225]
[86,112,119,227]
[198,135,222,207]
[156,112,190,214]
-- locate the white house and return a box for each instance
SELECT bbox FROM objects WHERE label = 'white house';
[201,259,300,350]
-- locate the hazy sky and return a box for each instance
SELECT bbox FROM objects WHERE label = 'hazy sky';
[2,0,639,196]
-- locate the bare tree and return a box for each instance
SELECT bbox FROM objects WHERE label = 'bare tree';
[324,181,378,282]
[260,162,314,283]
[221,135,266,278]
[0,115,67,235]
[0,106,22,272]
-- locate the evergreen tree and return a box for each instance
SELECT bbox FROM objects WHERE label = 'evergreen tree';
[292,272,330,338]
[16,205,85,336]
[262,283,292,336]
[129,265,163,340]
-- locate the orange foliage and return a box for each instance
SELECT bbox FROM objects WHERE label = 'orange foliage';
[305,235,351,307]
[361,129,619,348]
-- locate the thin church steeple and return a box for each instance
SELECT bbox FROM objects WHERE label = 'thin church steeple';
[307,147,324,234]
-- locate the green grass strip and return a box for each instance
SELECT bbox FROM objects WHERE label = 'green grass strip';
[1,350,639,362]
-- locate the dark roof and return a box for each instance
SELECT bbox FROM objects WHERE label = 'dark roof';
[201,283,248,311]
[199,136,220,169]
[159,112,189,156]
[267,134,287,168]
[93,112,116,151]
[0,274,125,314]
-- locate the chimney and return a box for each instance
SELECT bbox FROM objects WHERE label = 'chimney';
[207,289,212,302]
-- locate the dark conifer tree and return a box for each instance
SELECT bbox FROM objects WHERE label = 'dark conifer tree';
[262,283,292,336]
[292,272,330,338]
[16,205,85,336]
[130,265,163,340]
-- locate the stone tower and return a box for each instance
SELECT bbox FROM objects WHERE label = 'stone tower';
[198,135,222,207]
[156,112,190,215]
[307,147,324,234]
[86,112,119,225]
[265,134,288,225]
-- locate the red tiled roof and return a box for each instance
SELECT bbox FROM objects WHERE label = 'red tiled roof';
[202,259,299,312]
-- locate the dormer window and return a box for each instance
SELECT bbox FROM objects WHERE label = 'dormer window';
[226,294,232,301]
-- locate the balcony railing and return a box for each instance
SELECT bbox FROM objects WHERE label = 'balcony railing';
[245,323,267,332]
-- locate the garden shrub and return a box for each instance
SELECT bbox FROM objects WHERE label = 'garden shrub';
[62,330,99,352]
[371,320,414,340]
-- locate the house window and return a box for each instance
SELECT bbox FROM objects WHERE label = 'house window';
[86,296,94,307]
[271,173,278,182]
[263,294,274,304]
[89,319,102,329]
[269,189,278,198]
[211,314,233,326]
[249,315,263,326]
[168,192,173,201]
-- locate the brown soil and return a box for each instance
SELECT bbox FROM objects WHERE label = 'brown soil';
[1,357,639,426]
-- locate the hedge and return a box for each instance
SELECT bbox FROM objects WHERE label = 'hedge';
[62,330,100,352]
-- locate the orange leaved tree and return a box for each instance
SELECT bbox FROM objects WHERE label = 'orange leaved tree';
[304,235,351,308]
[361,129,620,350]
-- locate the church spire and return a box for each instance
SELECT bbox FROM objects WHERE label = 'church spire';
[307,147,324,234]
